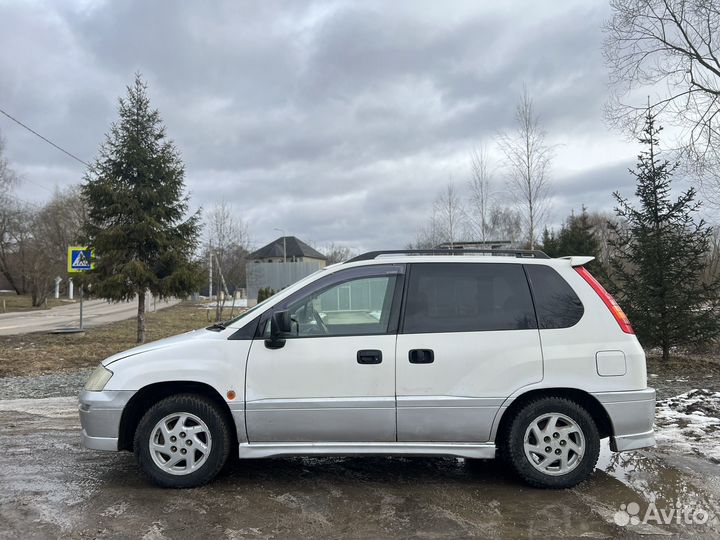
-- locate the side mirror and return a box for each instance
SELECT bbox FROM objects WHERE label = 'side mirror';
[272,310,292,334]
[265,310,291,349]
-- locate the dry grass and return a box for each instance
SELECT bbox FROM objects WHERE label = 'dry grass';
[0,302,241,378]
[0,294,73,313]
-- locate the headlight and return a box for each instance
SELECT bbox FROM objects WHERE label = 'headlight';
[84,365,113,391]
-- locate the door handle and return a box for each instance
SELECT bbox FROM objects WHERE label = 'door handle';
[409,349,434,364]
[357,349,382,364]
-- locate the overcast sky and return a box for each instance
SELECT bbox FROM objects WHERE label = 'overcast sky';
[0,0,647,252]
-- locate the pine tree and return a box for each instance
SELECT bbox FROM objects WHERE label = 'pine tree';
[610,111,720,361]
[541,226,559,257]
[81,74,202,343]
[541,207,602,274]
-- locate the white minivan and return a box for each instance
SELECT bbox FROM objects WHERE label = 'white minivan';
[79,249,655,489]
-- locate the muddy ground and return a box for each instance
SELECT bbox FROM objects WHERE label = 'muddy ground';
[0,362,719,539]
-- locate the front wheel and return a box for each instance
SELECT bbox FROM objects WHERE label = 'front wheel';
[500,397,600,489]
[134,394,231,488]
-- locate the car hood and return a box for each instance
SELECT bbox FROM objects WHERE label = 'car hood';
[102,328,218,367]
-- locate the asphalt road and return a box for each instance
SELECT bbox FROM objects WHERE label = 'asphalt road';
[1,396,719,539]
[0,296,180,336]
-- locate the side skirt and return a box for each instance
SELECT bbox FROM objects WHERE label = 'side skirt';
[238,442,496,459]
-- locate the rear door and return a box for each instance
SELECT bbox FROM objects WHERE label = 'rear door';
[395,262,543,442]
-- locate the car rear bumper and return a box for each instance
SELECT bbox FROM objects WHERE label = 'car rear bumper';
[592,388,656,452]
[78,390,134,451]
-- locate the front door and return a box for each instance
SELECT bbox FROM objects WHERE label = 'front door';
[395,262,543,442]
[245,265,404,443]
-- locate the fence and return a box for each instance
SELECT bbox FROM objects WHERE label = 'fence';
[245,261,323,303]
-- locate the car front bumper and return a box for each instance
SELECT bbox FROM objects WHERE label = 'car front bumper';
[592,388,656,452]
[78,390,135,451]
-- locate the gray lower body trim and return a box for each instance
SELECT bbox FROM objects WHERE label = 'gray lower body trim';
[238,441,496,459]
[246,397,396,442]
[397,396,503,442]
[81,430,118,451]
[592,388,656,452]
[78,390,135,451]
[611,430,656,452]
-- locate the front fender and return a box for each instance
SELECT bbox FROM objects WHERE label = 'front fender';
[104,338,251,403]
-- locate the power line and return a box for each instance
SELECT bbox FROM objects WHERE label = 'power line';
[21,177,55,194]
[0,107,91,168]
[3,191,41,209]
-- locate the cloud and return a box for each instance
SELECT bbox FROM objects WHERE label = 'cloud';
[0,0,639,252]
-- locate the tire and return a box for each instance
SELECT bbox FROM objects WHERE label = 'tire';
[134,393,231,488]
[500,397,599,489]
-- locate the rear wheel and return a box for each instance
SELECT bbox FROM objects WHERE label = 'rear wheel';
[134,394,230,488]
[501,397,599,488]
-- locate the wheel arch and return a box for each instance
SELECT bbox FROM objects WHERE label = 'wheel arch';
[118,381,237,451]
[493,387,613,443]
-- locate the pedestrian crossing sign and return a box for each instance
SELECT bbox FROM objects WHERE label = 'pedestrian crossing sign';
[67,246,94,273]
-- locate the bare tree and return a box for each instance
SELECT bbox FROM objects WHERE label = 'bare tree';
[585,211,622,271]
[205,200,251,319]
[0,133,23,293]
[433,182,464,248]
[0,187,84,305]
[0,135,88,304]
[408,208,443,249]
[323,243,355,264]
[604,0,720,203]
[466,147,495,243]
[28,188,85,306]
[704,224,720,285]
[207,200,248,257]
[0,134,17,199]
[489,206,524,244]
[497,87,553,249]
[0,203,33,295]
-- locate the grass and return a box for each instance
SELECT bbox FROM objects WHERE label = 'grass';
[0,294,74,313]
[0,302,241,378]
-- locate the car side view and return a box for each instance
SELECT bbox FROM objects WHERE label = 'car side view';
[79,249,655,489]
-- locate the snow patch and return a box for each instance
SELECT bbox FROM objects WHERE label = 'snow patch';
[0,396,76,418]
[655,389,720,463]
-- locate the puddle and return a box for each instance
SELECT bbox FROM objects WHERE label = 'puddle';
[594,441,720,535]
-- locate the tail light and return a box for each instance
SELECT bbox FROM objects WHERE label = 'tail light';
[575,267,634,334]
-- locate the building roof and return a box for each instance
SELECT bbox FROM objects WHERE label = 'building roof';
[248,236,327,260]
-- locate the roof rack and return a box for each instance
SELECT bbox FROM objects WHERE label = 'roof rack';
[346,248,549,263]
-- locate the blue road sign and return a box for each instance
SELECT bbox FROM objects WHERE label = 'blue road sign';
[67,246,94,273]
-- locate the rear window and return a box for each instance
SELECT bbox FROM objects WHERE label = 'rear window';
[402,263,537,334]
[525,265,584,329]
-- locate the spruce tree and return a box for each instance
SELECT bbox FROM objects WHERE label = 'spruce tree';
[610,111,720,360]
[541,207,602,274]
[82,74,202,343]
[541,226,560,257]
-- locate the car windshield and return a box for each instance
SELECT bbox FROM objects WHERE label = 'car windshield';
[221,267,328,327]
[217,296,273,328]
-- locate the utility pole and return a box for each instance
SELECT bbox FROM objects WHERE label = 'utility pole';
[274,227,286,262]
[79,284,84,331]
[208,246,213,299]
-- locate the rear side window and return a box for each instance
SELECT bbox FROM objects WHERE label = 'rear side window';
[402,263,537,334]
[525,265,584,329]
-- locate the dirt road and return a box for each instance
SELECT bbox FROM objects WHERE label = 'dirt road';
[1,394,719,539]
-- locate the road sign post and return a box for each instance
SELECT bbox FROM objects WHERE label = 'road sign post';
[67,246,94,331]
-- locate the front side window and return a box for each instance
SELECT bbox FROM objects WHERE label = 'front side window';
[286,275,398,337]
[402,263,537,334]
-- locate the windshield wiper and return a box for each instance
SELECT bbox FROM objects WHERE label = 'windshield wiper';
[206,321,227,331]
